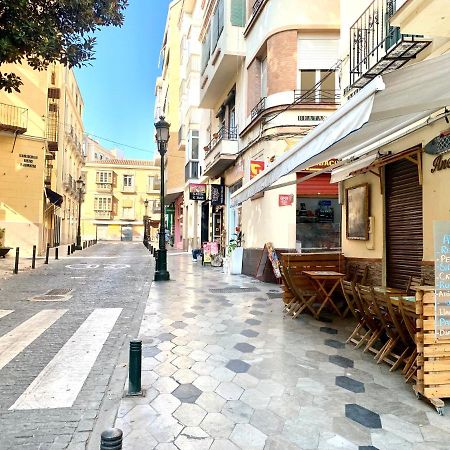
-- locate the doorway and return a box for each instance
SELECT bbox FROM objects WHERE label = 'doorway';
[201,202,209,244]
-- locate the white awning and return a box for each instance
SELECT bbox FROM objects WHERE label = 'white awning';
[231,52,450,206]
[330,153,378,184]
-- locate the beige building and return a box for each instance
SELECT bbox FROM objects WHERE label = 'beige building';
[84,136,124,161]
[0,62,84,254]
[82,159,161,242]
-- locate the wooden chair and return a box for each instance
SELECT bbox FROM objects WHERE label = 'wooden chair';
[406,275,424,295]
[398,297,418,382]
[346,264,369,285]
[341,280,370,347]
[281,265,320,319]
[355,284,384,355]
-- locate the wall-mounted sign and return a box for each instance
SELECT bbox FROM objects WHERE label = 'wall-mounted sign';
[431,154,450,173]
[250,160,265,179]
[425,130,450,155]
[434,221,450,338]
[278,194,294,206]
[211,184,225,205]
[189,183,207,201]
[305,159,339,172]
[18,153,38,168]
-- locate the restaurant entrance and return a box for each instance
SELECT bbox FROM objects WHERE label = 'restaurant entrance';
[385,158,423,289]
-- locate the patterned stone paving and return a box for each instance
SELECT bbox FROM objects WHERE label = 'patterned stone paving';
[116,254,450,450]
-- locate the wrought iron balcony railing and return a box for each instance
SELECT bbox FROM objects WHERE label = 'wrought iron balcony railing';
[349,0,431,91]
[251,97,266,120]
[0,103,28,134]
[205,126,238,154]
[294,89,341,105]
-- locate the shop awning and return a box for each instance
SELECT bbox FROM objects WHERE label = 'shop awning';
[330,154,378,184]
[45,188,63,207]
[231,52,450,206]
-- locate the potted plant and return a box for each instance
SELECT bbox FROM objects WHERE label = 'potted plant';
[227,227,244,275]
[0,228,12,258]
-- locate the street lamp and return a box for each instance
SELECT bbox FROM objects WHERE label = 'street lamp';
[75,176,85,250]
[154,116,170,281]
[143,199,149,248]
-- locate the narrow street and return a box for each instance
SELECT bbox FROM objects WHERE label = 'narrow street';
[0,242,152,449]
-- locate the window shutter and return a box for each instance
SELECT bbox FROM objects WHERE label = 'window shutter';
[298,38,339,70]
[230,0,245,27]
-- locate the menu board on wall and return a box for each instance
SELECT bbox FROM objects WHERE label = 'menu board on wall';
[434,221,450,338]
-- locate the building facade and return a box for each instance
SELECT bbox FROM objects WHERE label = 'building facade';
[82,159,161,242]
[0,62,85,255]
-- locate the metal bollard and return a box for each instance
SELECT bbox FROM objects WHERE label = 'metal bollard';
[100,428,123,450]
[44,244,50,264]
[55,247,59,260]
[128,340,142,395]
[13,247,19,274]
[32,245,36,269]
[68,245,71,256]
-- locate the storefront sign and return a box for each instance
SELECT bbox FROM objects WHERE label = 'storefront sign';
[425,131,450,155]
[431,153,450,173]
[434,221,450,338]
[18,153,38,168]
[278,194,294,206]
[189,183,207,201]
[304,159,339,172]
[250,160,265,179]
[211,184,225,205]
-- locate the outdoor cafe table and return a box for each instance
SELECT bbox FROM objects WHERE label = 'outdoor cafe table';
[302,270,346,318]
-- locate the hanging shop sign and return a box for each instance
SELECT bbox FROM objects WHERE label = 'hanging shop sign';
[211,184,225,206]
[250,160,265,179]
[304,159,339,172]
[278,194,294,206]
[425,130,450,155]
[434,221,450,338]
[189,183,207,201]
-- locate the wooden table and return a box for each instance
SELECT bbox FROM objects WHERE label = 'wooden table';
[302,270,346,318]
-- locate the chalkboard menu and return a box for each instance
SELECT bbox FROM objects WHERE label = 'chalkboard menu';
[434,221,450,338]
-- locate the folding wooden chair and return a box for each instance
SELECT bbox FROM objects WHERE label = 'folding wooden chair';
[398,297,418,383]
[341,280,370,347]
[281,265,320,319]
[406,275,424,296]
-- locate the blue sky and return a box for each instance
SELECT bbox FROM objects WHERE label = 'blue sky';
[76,0,171,160]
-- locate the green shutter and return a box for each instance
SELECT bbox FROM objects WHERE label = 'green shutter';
[230,0,245,27]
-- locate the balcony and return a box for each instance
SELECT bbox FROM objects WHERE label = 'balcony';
[199,0,246,108]
[66,125,83,155]
[251,97,266,120]
[0,103,28,134]
[348,0,431,93]
[391,0,450,38]
[95,211,112,220]
[122,185,136,193]
[204,126,238,178]
[185,161,200,182]
[96,183,113,193]
[63,174,76,194]
[294,90,340,105]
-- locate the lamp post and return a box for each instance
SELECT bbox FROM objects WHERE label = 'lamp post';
[154,116,170,281]
[143,199,149,248]
[75,176,85,250]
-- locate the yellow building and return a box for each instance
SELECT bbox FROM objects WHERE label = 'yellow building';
[0,62,84,254]
[82,159,161,241]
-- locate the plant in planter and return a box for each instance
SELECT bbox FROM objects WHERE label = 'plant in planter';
[227,228,244,275]
[0,228,12,258]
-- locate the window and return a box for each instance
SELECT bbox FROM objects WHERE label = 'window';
[148,176,161,191]
[261,57,267,98]
[201,27,211,74]
[122,207,134,220]
[191,131,199,160]
[123,175,134,189]
[96,171,112,184]
[94,197,112,211]
[153,176,161,190]
[152,200,161,213]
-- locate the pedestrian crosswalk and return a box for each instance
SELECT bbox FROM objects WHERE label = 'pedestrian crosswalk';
[0,307,122,410]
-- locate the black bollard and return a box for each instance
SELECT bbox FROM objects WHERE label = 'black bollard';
[32,245,36,269]
[128,340,142,395]
[55,247,59,260]
[68,245,71,256]
[44,244,50,264]
[100,428,123,450]
[13,247,19,274]
[72,243,75,253]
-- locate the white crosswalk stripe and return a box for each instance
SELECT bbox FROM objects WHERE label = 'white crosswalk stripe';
[0,309,67,371]
[10,308,122,410]
[0,310,13,319]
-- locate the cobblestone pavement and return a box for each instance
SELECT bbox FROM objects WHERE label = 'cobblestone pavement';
[0,242,153,449]
[116,253,450,450]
